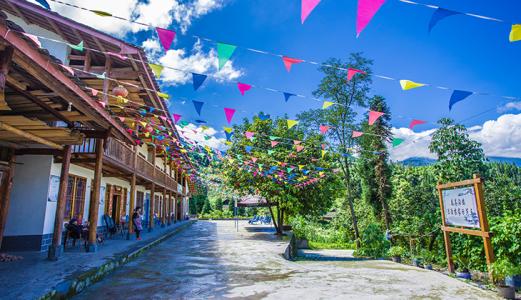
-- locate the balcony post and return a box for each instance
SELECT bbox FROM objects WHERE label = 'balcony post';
[88,138,104,252]
[0,149,15,251]
[148,146,156,231]
[127,147,138,239]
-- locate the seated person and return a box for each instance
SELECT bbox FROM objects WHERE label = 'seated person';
[66,218,83,240]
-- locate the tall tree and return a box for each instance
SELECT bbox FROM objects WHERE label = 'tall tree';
[429,118,487,182]
[298,53,373,247]
[358,96,392,230]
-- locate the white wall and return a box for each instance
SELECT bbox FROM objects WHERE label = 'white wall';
[5,13,70,63]
[5,155,53,236]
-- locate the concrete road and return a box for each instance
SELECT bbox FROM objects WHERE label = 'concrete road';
[75,220,497,299]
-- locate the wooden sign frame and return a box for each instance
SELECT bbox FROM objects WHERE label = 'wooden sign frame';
[436,174,494,274]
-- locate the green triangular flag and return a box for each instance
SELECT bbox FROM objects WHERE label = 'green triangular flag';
[269,136,279,141]
[157,92,169,99]
[149,63,164,79]
[204,136,210,140]
[392,138,404,147]
[90,10,112,17]
[268,150,274,155]
[217,43,237,70]
[69,41,84,52]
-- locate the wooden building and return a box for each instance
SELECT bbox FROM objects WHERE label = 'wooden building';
[0,0,194,259]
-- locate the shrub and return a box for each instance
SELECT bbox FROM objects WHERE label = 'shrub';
[355,223,390,258]
[491,259,521,285]
[387,246,406,257]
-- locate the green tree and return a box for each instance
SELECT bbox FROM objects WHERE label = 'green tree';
[358,95,393,230]
[429,118,487,182]
[201,196,212,214]
[215,198,223,211]
[298,53,373,247]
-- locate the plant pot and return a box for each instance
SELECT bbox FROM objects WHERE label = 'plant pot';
[424,264,433,270]
[412,258,421,267]
[391,256,401,263]
[456,271,472,280]
[497,285,515,299]
[505,274,521,288]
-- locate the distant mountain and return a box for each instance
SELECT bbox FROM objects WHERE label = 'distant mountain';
[399,156,521,167]
[399,157,436,166]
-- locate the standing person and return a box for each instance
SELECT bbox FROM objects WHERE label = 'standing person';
[132,207,143,241]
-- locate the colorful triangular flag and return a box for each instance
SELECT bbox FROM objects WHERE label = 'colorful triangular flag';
[287,119,299,129]
[399,80,425,90]
[192,73,207,91]
[428,8,460,33]
[35,0,51,10]
[68,41,83,52]
[352,131,364,138]
[156,27,176,52]
[392,138,404,147]
[409,119,426,130]
[356,0,386,37]
[224,108,236,124]
[319,125,330,134]
[245,131,255,139]
[347,68,366,81]
[192,100,204,116]
[368,110,385,125]
[283,92,295,102]
[510,24,521,42]
[322,101,334,109]
[237,82,251,95]
[149,63,164,79]
[217,43,237,69]
[282,56,303,72]
[449,90,473,110]
[296,145,304,152]
[271,141,279,147]
[301,0,321,24]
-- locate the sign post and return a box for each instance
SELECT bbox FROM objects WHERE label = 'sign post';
[436,174,494,274]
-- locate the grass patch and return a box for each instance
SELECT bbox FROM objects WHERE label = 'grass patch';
[308,241,356,250]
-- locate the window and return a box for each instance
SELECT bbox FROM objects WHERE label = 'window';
[63,175,87,221]
[136,191,144,210]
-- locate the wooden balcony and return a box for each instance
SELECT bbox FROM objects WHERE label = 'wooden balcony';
[72,138,180,193]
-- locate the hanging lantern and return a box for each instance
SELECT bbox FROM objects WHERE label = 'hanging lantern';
[113,85,128,98]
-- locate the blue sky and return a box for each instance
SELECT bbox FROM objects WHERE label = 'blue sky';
[41,0,521,159]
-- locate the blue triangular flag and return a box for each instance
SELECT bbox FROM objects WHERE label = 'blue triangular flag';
[428,8,460,33]
[283,92,296,102]
[245,146,252,153]
[195,119,207,124]
[192,73,207,91]
[225,131,234,141]
[35,0,51,10]
[192,100,204,116]
[449,90,473,110]
[258,113,270,121]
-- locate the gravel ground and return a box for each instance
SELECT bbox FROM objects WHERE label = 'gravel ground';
[75,220,498,300]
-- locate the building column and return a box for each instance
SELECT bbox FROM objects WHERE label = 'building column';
[148,183,155,232]
[0,149,15,250]
[126,174,136,240]
[87,139,104,252]
[161,188,167,227]
[47,145,72,260]
[167,191,172,226]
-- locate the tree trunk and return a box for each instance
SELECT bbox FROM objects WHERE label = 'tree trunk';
[346,188,360,249]
[268,204,281,234]
[428,230,438,251]
[380,198,392,232]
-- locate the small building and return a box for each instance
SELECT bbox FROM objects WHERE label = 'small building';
[0,0,195,259]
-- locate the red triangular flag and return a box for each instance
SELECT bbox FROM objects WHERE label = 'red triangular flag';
[347,68,366,81]
[282,56,303,72]
[156,27,176,52]
[409,119,426,130]
[368,110,385,125]
[319,125,330,134]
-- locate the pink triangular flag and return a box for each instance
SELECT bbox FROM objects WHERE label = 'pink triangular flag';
[22,33,41,48]
[356,0,386,37]
[347,68,366,81]
[160,116,167,121]
[252,157,258,163]
[352,131,364,138]
[282,56,303,72]
[293,140,302,145]
[319,125,330,134]
[245,131,255,139]
[409,119,426,130]
[156,27,176,52]
[296,145,304,152]
[107,51,127,61]
[118,116,126,122]
[98,101,106,108]
[271,141,279,147]
[173,114,181,124]
[224,108,236,124]
[301,0,321,24]
[368,110,385,125]
[60,64,75,76]
[237,82,251,96]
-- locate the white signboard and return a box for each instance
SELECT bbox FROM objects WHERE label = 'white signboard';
[442,186,480,229]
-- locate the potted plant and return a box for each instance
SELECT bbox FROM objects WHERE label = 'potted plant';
[453,255,472,280]
[387,246,405,263]
[421,249,435,270]
[492,259,517,299]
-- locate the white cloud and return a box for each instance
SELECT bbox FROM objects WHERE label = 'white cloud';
[389,113,521,161]
[498,101,521,113]
[34,0,226,36]
[177,124,227,151]
[149,39,243,85]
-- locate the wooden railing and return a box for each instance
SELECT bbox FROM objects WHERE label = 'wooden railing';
[72,138,183,193]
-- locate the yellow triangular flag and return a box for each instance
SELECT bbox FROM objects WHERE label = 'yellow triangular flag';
[510,24,521,42]
[287,119,298,129]
[140,121,147,127]
[149,63,164,79]
[181,149,187,153]
[225,141,232,145]
[319,171,324,177]
[223,127,233,133]
[144,132,150,137]
[321,150,326,158]
[399,80,425,90]
[298,164,304,170]
[157,92,169,99]
[322,101,334,109]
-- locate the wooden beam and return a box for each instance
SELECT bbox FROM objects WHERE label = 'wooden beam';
[148,183,155,232]
[102,57,112,104]
[15,148,61,156]
[0,46,14,110]
[0,150,15,249]
[48,145,71,260]
[88,139,104,252]
[0,121,63,149]
[6,82,74,126]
